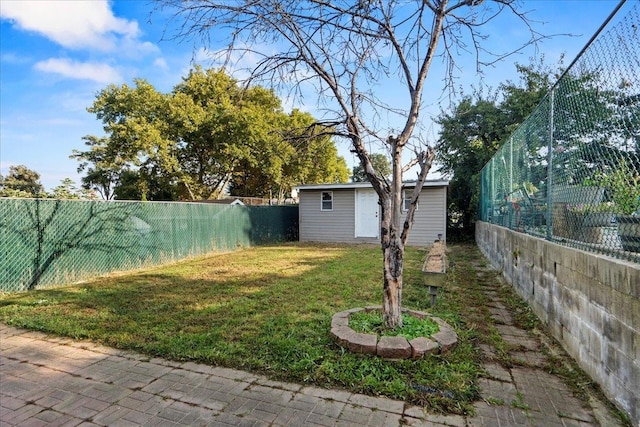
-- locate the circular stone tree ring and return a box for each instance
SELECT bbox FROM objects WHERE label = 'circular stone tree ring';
[330,306,458,360]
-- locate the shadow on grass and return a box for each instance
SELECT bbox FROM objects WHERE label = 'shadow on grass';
[0,243,485,414]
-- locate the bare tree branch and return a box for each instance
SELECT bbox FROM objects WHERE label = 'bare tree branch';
[156,0,550,328]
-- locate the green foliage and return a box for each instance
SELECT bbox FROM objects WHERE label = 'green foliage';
[436,59,561,237]
[352,153,391,182]
[113,169,180,201]
[601,161,640,215]
[0,165,97,200]
[51,178,80,200]
[565,202,615,214]
[349,310,439,340]
[0,165,45,197]
[75,67,349,201]
[437,96,504,234]
[0,187,34,198]
[71,135,128,200]
[231,108,350,200]
[48,178,98,200]
[548,68,638,188]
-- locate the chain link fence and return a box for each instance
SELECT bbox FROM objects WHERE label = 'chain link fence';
[0,198,298,292]
[479,1,640,263]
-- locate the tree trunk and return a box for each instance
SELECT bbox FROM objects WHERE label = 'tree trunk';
[380,139,406,328]
[382,238,404,328]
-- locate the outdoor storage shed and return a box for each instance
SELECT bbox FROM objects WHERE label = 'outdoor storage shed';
[296,180,448,246]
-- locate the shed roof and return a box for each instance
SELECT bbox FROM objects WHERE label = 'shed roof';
[295,179,449,191]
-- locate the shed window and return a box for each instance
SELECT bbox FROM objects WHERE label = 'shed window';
[403,189,418,211]
[321,191,333,211]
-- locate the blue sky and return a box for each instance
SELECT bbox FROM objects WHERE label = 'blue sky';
[0,0,628,192]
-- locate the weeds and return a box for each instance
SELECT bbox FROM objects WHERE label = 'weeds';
[349,311,439,340]
[511,392,530,410]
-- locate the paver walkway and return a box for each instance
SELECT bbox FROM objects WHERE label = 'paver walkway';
[466,263,619,427]
[1,265,625,426]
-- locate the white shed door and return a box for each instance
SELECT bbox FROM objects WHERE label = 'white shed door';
[355,190,379,238]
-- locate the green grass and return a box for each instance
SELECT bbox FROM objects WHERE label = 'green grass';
[0,242,486,414]
[349,310,439,340]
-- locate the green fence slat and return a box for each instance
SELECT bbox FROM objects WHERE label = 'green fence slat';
[0,199,299,292]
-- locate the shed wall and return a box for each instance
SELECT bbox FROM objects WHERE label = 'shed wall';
[299,186,446,246]
[299,189,369,243]
[405,187,447,246]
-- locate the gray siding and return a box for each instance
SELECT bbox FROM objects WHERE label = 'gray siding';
[299,186,446,246]
[299,189,370,243]
[404,186,447,246]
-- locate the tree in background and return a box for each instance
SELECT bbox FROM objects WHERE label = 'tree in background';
[436,60,560,238]
[71,135,128,200]
[170,67,280,199]
[232,109,350,202]
[0,166,96,200]
[76,78,186,201]
[158,0,545,328]
[111,169,180,201]
[0,165,45,197]
[52,179,98,200]
[75,67,349,201]
[547,69,640,188]
[436,96,505,237]
[352,153,391,182]
[50,178,80,200]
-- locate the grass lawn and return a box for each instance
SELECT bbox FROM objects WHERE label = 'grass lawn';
[0,242,489,414]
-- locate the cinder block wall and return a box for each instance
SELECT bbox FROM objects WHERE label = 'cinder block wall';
[476,221,639,426]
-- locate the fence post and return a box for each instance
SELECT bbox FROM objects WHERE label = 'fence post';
[491,159,495,221]
[509,138,513,197]
[546,89,555,240]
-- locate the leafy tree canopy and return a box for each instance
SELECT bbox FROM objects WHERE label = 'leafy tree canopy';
[1,166,96,200]
[352,153,391,182]
[436,59,562,237]
[74,67,349,201]
[51,178,80,200]
[0,165,45,197]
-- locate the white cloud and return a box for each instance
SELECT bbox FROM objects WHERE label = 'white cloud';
[120,38,160,58]
[35,58,122,84]
[0,0,145,52]
[153,57,168,69]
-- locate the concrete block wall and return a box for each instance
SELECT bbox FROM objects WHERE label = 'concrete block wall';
[476,221,639,426]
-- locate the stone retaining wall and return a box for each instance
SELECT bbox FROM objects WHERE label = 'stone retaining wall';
[476,221,639,426]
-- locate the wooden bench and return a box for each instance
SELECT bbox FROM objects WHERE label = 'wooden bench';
[422,239,447,306]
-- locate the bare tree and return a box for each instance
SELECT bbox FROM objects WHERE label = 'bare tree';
[158,0,545,328]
